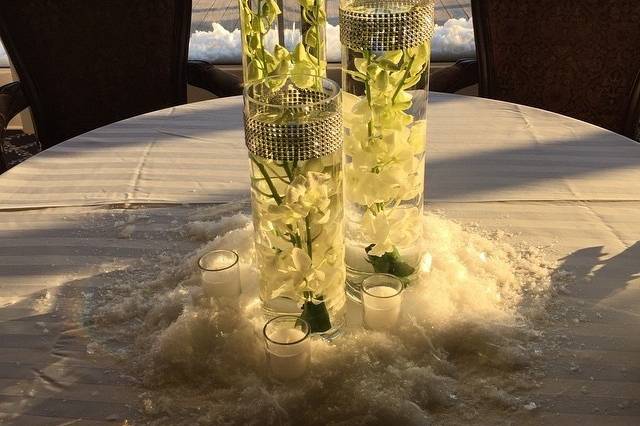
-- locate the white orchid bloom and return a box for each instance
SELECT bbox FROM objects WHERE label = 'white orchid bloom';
[342,92,371,129]
[283,248,325,292]
[362,207,422,256]
[284,172,333,219]
[362,211,395,256]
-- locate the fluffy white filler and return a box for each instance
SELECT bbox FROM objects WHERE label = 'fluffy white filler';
[89,212,558,425]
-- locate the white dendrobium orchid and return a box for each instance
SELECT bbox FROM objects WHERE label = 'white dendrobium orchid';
[345,165,402,206]
[362,208,423,256]
[261,171,333,228]
[256,242,291,299]
[283,247,325,293]
[252,155,344,313]
[342,92,371,129]
[286,172,332,216]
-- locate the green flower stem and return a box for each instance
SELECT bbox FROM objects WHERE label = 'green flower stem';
[251,156,315,255]
[256,0,268,72]
[314,2,321,68]
[363,50,383,215]
[276,0,285,46]
[242,0,326,83]
[391,53,415,103]
[300,291,331,333]
[291,231,302,249]
[281,160,294,181]
[264,162,291,184]
[250,181,277,198]
[281,160,313,258]
[304,215,313,257]
[253,155,329,330]
[364,51,375,140]
[353,47,425,272]
[251,156,283,205]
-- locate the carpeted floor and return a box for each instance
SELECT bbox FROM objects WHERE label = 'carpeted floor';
[1,130,40,171]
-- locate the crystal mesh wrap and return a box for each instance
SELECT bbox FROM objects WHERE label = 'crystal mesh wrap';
[339,0,434,51]
[244,86,343,161]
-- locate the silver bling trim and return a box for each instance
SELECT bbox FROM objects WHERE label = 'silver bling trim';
[244,87,342,161]
[339,1,434,51]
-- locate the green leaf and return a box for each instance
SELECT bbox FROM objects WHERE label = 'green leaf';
[366,244,392,273]
[299,298,331,333]
[365,245,416,278]
[393,261,415,278]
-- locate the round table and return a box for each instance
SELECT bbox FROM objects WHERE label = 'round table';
[0,93,638,424]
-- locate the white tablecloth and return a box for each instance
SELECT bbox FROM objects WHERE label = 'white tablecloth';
[1,94,639,209]
[0,93,639,424]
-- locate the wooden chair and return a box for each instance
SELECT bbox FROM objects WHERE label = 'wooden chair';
[0,0,242,172]
[430,0,640,141]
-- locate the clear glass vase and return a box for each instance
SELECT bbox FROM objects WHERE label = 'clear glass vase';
[244,75,345,337]
[238,0,328,83]
[339,0,434,301]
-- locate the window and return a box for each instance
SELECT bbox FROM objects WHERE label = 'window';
[431,0,475,61]
[187,0,475,64]
[0,1,476,69]
[0,40,8,67]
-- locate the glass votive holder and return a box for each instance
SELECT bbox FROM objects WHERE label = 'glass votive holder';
[361,274,404,331]
[198,249,241,298]
[263,315,311,381]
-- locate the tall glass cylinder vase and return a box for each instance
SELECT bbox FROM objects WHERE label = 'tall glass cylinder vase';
[340,0,434,301]
[244,75,345,337]
[238,0,328,83]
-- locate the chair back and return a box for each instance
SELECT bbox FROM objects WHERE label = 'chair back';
[472,0,640,136]
[0,0,191,149]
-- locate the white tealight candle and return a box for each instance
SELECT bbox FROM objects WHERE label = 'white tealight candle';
[266,329,310,380]
[198,250,241,298]
[361,274,404,331]
[264,316,311,381]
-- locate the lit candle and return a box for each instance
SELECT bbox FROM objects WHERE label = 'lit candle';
[263,316,310,381]
[361,274,404,331]
[198,250,241,298]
